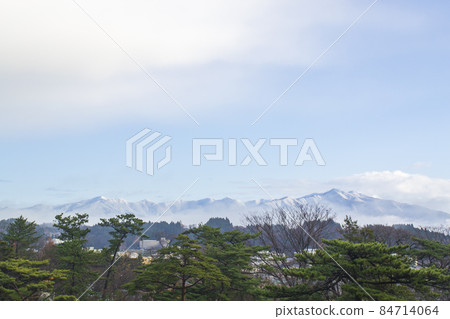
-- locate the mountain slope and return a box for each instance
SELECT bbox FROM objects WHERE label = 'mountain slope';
[0,189,448,226]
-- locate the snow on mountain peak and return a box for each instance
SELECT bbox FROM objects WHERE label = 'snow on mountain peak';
[1,189,449,227]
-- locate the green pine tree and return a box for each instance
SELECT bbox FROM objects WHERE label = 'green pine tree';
[53,213,97,298]
[126,234,229,301]
[99,213,146,298]
[185,225,266,300]
[0,240,14,261]
[411,237,450,270]
[340,215,374,243]
[0,258,67,300]
[3,216,40,258]
[270,239,449,301]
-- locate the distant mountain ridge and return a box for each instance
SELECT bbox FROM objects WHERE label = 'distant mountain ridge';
[1,189,449,227]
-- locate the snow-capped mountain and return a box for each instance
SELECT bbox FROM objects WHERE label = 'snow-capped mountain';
[1,189,449,227]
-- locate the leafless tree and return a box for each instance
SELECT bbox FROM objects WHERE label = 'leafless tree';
[420,225,450,244]
[245,203,335,287]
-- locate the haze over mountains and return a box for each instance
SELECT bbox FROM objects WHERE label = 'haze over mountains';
[1,189,449,227]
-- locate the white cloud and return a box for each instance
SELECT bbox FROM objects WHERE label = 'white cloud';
[0,0,423,134]
[0,0,353,73]
[254,171,450,213]
[333,171,450,212]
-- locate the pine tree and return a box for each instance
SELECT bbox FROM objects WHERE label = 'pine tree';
[271,239,450,301]
[185,225,265,300]
[411,237,450,270]
[0,240,14,261]
[340,216,374,243]
[3,216,40,257]
[127,234,229,301]
[0,258,67,300]
[53,213,96,298]
[99,213,146,298]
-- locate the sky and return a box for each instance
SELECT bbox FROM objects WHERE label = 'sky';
[1,0,450,213]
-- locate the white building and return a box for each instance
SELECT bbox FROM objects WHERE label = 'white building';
[140,237,170,250]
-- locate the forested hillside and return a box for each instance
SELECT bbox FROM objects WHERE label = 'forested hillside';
[0,206,448,301]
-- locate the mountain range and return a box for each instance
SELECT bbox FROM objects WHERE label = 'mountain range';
[1,189,449,227]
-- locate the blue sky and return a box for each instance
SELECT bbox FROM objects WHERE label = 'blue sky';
[1,0,450,212]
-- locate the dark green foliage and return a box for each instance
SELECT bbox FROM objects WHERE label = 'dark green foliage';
[205,217,234,232]
[127,226,266,301]
[53,294,77,301]
[3,216,40,257]
[0,214,448,301]
[0,258,67,300]
[53,213,97,298]
[0,240,14,261]
[411,237,450,270]
[270,239,450,301]
[340,215,374,243]
[140,221,185,241]
[99,213,146,298]
[127,233,229,300]
[84,221,185,249]
[185,225,265,300]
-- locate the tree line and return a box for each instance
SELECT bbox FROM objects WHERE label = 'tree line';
[0,204,448,301]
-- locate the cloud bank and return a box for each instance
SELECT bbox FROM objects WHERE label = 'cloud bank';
[334,171,450,212]
[257,171,450,213]
[0,0,421,134]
